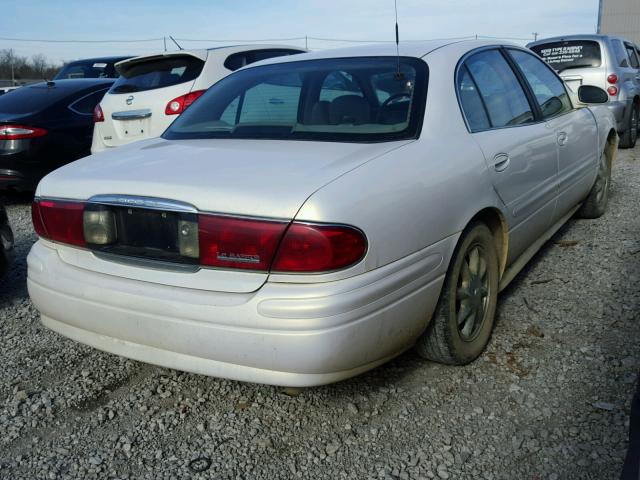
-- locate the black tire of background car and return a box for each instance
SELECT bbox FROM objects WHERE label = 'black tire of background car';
[620,377,640,480]
[619,104,639,149]
[416,222,499,365]
[576,152,611,219]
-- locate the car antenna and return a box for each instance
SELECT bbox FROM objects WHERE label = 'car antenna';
[169,36,183,50]
[394,0,403,80]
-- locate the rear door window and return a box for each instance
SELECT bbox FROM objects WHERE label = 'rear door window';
[611,39,630,68]
[508,49,572,119]
[224,49,303,71]
[457,66,491,131]
[530,40,602,72]
[110,55,204,94]
[625,43,640,69]
[464,49,534,128]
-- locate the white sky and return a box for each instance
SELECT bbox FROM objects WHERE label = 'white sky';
[0,0,600,64]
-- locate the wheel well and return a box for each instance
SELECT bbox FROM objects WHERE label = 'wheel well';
[605,128,618,169]
[469,208,508,278]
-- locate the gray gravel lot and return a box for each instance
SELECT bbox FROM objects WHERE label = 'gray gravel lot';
[0,147,639,480]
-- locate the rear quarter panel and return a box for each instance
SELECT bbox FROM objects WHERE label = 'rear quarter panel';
[295,45,505,275]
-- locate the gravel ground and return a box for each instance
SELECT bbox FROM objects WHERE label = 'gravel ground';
[0,147,639,480]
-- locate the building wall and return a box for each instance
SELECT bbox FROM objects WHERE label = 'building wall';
[599,0,640,44]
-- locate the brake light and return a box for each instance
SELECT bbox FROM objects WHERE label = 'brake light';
[272,223,367,272]
[199,215,288,271]
[93,104,104,122]
[608,86,619,96]
[32,199,86,247]
[0,124,47,140]
[607,74,618,84]
[165,90,206,115]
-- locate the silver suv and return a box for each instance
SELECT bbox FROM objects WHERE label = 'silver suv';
[528,34,640,148]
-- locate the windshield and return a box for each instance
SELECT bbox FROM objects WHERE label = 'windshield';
[110,55,204,94]
[530,40,602,72]
[163,57,428,143]
[54,60,118,80]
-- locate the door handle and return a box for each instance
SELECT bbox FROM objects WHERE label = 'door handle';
[493,153,511,172]
[557,132,569,146]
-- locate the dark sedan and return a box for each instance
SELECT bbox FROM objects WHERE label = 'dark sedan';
[0,79,114,191]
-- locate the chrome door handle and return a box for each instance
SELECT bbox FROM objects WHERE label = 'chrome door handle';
[493,153,511,172]
[557,132,569,146]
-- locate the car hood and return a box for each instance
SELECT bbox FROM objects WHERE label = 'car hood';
[37,137,413,219]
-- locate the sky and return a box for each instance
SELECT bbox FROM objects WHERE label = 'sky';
[0,0,601,64]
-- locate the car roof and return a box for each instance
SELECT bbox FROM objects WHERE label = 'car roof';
[0,78,113,117]
[528,34,637,48]
[116,44,305,67]
[244,39,518,68]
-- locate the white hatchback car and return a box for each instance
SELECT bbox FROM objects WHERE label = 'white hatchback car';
[91,45,304,153]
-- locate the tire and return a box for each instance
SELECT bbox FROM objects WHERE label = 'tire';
[416,222,499,365]
[619,104,638,149]
[576,151,611,219]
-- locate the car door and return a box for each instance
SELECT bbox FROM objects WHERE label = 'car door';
[506,48,599,221]
[458,48,558,263]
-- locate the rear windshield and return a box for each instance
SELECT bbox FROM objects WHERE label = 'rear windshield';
[163,57,428,143]
[54,60,119,80]
[530,40,602,72]
[110,55,204,94]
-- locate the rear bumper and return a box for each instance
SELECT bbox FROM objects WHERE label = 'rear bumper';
[0,150,46,191]
[27,238,452,386]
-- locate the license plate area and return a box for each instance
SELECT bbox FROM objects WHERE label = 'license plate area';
[85,204,199,266]
[118,119,145,138]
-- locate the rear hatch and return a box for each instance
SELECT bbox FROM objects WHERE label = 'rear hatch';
[530,40,605,92]
[97,52,206,147]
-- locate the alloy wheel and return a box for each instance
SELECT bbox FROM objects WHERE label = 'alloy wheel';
[455,245,490,341]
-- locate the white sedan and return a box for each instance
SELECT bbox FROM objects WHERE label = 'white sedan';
[91,45,304,153]
[28,40,617,386]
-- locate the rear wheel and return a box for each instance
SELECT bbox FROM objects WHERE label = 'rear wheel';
[619,104,638,149]
[416,222,499,365]
[576,151,611,219]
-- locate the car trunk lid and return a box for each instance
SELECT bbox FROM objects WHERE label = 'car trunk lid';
[37,137,411,292]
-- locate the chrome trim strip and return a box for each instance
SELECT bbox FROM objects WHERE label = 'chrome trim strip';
[86,195,198,213]
[93,252,200,273]
[111,109,152,120]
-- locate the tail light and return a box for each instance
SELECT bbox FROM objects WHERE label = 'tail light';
[31,199,86,247]
[607,86,619,96]
[0,124,48,140]
[607,74,618,84]
[165,90,206,115]
[32,199,367,273]
[272,223,367,272]
[93,104,104,122]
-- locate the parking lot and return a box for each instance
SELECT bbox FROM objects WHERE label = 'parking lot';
[0,145,635,479]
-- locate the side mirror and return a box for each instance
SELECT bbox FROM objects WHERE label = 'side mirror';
[578,85,609,104]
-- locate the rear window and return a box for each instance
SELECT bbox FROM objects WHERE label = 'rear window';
[530,40,602,72]
[224,49,303,71]
[68,88,109,115]
[110,55,204,94]
[54,60,119,80]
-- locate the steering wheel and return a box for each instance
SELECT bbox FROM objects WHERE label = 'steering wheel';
[380,92,411,109]
[377,93,411,122]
